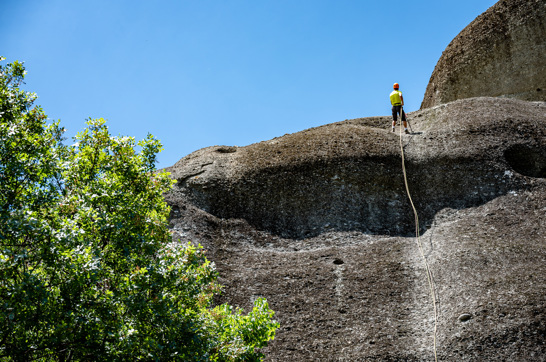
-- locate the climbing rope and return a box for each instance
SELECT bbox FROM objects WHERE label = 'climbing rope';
[398,109,439,362]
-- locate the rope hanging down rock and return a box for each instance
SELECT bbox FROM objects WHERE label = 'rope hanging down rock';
[398,109,439,361]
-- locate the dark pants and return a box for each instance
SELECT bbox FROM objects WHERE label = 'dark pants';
[392,105,406,122]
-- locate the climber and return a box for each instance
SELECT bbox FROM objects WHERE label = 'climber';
[390,83,409,134]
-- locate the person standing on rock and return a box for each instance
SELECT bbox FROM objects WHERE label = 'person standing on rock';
[390,83,409,134]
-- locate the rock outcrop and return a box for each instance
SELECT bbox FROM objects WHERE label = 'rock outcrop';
[166,100,543,240]
[421,0,546,109]
[164,97,546,360]
[163,0,546,359]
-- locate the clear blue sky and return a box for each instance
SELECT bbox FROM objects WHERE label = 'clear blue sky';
[1,0,497,167]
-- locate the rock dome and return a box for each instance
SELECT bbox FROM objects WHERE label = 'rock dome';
[163,0,546,358]
[164,97,546,360]
[421,0,546,109]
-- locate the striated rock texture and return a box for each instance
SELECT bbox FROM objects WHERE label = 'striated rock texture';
[420,0,546,109]
[164,97,546,360]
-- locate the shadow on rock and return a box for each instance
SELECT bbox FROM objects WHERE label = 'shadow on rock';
[178,153,537,239]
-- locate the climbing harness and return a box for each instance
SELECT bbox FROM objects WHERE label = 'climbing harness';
[398,108,439,361]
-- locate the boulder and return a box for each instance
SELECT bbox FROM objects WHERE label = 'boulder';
[421,0,546,109]
[164,97,546,360]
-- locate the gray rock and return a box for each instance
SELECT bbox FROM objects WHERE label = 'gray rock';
[163,97,546,361]
[421,0,546,109]
[162,0,546,358]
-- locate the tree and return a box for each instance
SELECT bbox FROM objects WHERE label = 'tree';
[0,57,279,361]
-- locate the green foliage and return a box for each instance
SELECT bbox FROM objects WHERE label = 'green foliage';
[0,57,279,361]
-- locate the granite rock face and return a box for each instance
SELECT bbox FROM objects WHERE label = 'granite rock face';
[421,0,546,109]
[164,97,546,360]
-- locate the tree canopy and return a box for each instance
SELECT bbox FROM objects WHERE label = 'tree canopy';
[0,57,278,361]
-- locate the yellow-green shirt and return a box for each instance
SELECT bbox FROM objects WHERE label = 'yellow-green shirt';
[390,90,403,106]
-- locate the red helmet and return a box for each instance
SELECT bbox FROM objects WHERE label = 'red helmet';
[393,83,399,89]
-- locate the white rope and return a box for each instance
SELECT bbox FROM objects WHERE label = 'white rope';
[398,109,439,361]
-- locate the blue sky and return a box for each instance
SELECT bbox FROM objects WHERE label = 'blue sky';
[1,0,497,167]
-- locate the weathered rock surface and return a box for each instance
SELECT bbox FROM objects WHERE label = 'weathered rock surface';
[162,1,546,359]
[421,0,546,109]
[164,97,546,360]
